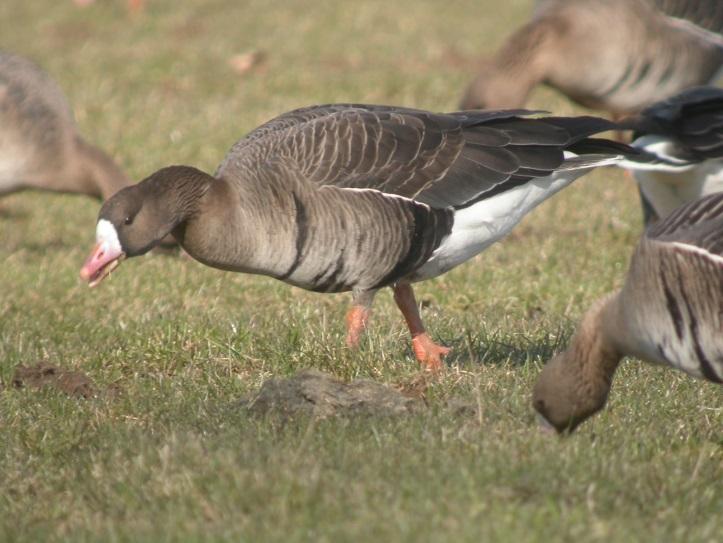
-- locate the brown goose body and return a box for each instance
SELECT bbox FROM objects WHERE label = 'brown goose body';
[175,164,453,294]
[533,192,723,433]
[81,104,632,369]
[461,0,723,116]
[0,51,128,200]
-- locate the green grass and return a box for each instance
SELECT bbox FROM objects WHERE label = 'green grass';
[1,1,721,541]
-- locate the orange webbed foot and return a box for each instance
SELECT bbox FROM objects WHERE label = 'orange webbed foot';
[411,334,450,372]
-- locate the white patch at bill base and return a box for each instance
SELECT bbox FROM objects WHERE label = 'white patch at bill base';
[96,218,122,254]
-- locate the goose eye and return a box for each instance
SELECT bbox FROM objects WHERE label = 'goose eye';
[124,216,133,225]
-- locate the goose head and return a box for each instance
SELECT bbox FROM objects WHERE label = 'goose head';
[532,297,623,434]
[80,165,211,286]
[532,348,611,434]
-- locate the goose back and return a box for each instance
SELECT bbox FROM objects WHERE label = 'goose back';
[216,105,621,208]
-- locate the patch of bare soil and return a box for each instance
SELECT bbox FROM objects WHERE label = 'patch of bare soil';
[244,369,425,419]
[11,362,96,399]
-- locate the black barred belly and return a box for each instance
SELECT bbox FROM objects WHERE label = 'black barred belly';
[276,190,453,293]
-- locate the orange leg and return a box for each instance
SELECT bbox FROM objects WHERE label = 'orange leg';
[393,283,449,371]
[345,290,376,348]
[345,305,371,347]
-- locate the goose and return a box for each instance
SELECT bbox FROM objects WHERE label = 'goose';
[0,51,128,201]
[533,192,723,433]
[619,86,723,224]
[78,104,633,370]
[460,0,723,117]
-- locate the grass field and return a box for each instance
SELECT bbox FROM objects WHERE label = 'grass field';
[1,1,721,541]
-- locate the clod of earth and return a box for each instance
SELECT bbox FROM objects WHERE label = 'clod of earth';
[244,369,425,418]
[11,362,96,399]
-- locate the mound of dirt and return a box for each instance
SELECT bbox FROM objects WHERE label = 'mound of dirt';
[11,362,96,399]
[245,369,424,418]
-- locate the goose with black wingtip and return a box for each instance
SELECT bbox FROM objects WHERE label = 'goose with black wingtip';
[533,191,723,434]
[619,86,723,224]
[79,103,634,370]
[0,50,129,201]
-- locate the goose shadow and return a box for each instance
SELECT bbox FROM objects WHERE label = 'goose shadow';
[0,206,29,220]
[442,325,572,368]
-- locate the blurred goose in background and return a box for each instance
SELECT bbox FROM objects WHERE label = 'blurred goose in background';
[533,192,723,433]
[460,0,723,117]
[0,51,128,201]
[619,86,723,224]
[79,104,634,370]
[73,0,145,14]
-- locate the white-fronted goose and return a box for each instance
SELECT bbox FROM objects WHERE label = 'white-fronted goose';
[460,0,723,116]
[0,51,128,201]
[618,86,723,223]
[533,192,723,433]
[79,104,633,370]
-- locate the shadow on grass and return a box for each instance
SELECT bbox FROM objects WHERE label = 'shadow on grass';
[0,207,29,220]
[202,311,575,376]
[443,324,573,368]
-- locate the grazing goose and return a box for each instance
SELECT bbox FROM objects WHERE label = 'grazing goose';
[0,51,128,201]
[79,104,633,370]
[619,86,723,224]
[460,0,723,117]
[533,192,723,433]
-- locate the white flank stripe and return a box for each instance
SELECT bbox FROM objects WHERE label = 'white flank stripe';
[331,185,420,205]
[669,242,723,267]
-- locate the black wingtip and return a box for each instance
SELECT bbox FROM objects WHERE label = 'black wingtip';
[567,137,639,156]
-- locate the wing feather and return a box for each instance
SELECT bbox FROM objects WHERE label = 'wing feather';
[216,104,627,209]
[648,191,723,258]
